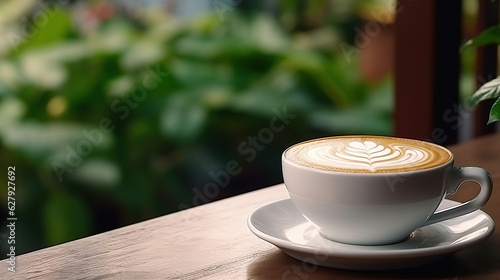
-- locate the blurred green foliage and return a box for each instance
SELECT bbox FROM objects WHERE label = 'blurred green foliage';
[0,0,392,255]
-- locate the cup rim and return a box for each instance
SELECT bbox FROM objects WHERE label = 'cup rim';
[282,135,455,175]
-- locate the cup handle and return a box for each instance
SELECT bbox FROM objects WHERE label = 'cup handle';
[422,167,493,226]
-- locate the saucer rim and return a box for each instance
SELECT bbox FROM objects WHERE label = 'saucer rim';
[247,198,495,260]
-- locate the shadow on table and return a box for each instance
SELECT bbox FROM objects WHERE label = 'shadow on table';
[247,238,499,280]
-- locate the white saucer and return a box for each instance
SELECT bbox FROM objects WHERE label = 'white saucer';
[248,198,495,270]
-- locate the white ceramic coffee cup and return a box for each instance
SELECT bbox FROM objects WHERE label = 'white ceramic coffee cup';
[282,136,493,245]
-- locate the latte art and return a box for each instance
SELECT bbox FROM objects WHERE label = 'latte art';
[285,136,452,173]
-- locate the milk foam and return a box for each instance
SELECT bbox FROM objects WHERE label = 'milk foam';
[285,136,452,173]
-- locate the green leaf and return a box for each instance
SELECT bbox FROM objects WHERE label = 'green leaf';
[15,8,73,54]
[462,25,500,50]
[488,97,500,124]
[229,88,286,118]
[69,159,121,189]
[43,193,92,245]
[0,97,25,132]
[170,59,231,88]
[281,50,351,107]
[250,14,288,53]
[309,108,391,135]
[0,122,114,165]
[160,94,207,143]
[469,76,500,108]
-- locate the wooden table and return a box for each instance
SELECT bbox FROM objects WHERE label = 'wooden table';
[4,133,500,279]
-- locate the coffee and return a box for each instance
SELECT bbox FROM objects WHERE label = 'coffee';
[284,136,452,173]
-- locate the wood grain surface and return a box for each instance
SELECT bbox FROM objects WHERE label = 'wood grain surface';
[2,133,500,280]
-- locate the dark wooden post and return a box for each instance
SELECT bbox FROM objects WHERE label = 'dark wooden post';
[395,0,461,144]
[474,0,499,136]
